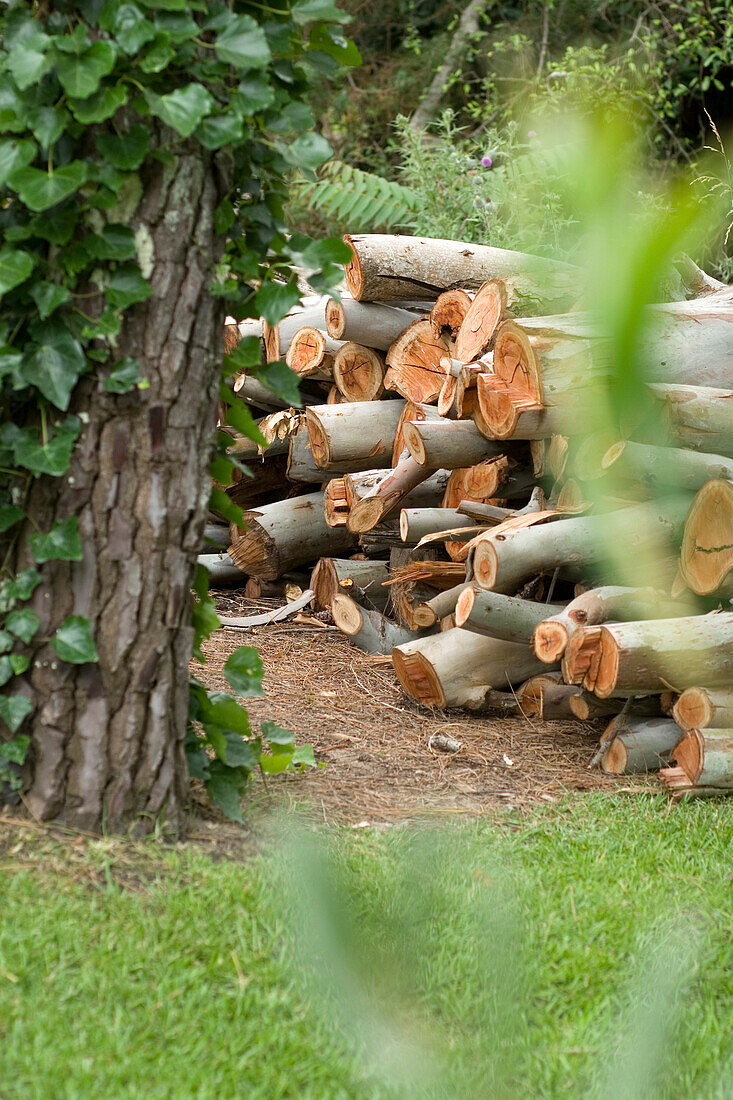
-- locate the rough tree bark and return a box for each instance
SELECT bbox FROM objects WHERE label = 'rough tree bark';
[11,147,226,832]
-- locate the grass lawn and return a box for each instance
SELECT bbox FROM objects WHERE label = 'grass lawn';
[2,794,733,1098]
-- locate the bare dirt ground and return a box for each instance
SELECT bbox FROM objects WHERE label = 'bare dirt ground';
[195,593,640,825]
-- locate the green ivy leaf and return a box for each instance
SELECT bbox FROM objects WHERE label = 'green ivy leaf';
[101,2,157,54]
[0,695,33,734]
[28,105,69,148]
[0,138,36,186]
[139,35,175,73]
[220,390,271,439]
[9,162,88,212]
[235,73,274,113]
[56,40,117,98]
[308,22,361,66]
[95,125,149,171]
[292,744,317,767]
[0,631,13,654]
[285,132,333,171]
[220,732,261,770]
[223,645,265,697]
[106,266,151,309]
[205,763,244,823]
[209,487,244,527]
[24,325,86,411]
[12,421,80,476]
[261,720,294,749]
[30,516,83,563]
[215,14,271,69]
[7,39,53,91]
[0,733,29,765]
[6,608,40,644]
[292,0,352,24]
[253,279,301,325]
[250,361,301,406]
[0,658,13,687]
[9,654,30,676]
[205,693,252,736]
[0,248,35,297]
[70,84,128,124]
[30,282,71,320]
[0,505,25,533]
[86,225,136,262]
[146,83,213,138]
[4,569,41,602]
[51,616,98,664]
[195,114,244,150]
[103,357,141,393]
[0,75,26,133]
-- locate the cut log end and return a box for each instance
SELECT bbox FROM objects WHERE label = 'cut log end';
[347,496,385,534]
[333,342,385,402]
[331,592,365,636]
[679,479,733,596]
[533,620,570,664]
[304,408,330,467]
[402,421,428,466]
[325,298,346,339]
[454,280,506,362]
[600,738,628,775]
[430,289,473,339]
[493,320,541,401]
[673,687,713,731]
[392,646,446,708]
[286,327,326,376]
[472,540,499,589]
[568,694,591,720]
[343,235,364,299]
[453,585,476,627]
[562,625,604,685]
[672,728,704,784]
[602,439,627,470]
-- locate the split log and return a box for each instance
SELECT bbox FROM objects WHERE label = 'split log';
[563,612,733,698]
[285,327,343,378]
[403,417,506,469]
[454,280,507,362]
[678,479,733,597]
[455,586,563,642]
[669,728,733,790]
[325,297,422,347]
[392,627,547,708]
[306,400,405,471]
[332,342,385,402]
[347,456,449,533]
[472,498,691,594]
[599,716,680,774]
[430,289,473,339]
[332,593,422,654]
[384,320,451,403]
[343,234,578,312]
[532,585,693,665]
[647,383,733,456]
[399,508,475,544]
[228,492,356,580]
[602,440,733,493]
[409,582,470,629]
[197,552,244,587]
[311,558,389,611]
[672,688,733,732]
[516,674,584,719]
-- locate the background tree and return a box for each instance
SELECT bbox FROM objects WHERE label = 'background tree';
[0,0,352,831]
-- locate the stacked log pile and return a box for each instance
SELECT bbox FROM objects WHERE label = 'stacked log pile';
[212,234,733,800]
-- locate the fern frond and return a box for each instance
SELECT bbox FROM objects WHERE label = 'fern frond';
[305,160,421,230]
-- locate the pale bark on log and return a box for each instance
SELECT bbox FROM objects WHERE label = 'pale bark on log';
[399,507,474,543]
[599,716,680,774]
[602,439,733,492]
[532,584,695,664]
[673,687,733,732]
[403,417,508,468]
[646,383,733,456]
[325,297,422,347]
[347,456,447,533]
[392,627,546,708]
[679,479,733,597]
[197,553,244,586]
[393,402,442,466]
[228,492,356,580]
[344,235,578,313]
[202,523,230,549]
[516,674,584,719]
[472,498,691,594]
[234,376,293,411]
[310,557,389,611]
[305,400,406,470]
[410,583,470,628]
[455,585,563,642]
[332,594,423,654]
[563,612,733,698]
[287,428,330,483]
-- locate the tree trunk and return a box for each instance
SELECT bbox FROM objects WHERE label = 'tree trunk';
[455,586,563,642]
[408,0,493,131]
[672,687,733,732]
[325,297,421,347]
[344,234,578,311]
[392,626,546,708]
[678,479,733,597]
[563,612,733,698]
[9,149,226,831]
[305,399,405,470]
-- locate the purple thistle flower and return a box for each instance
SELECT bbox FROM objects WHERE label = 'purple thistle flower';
[528,130,537,139]
[481,155,493,168]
